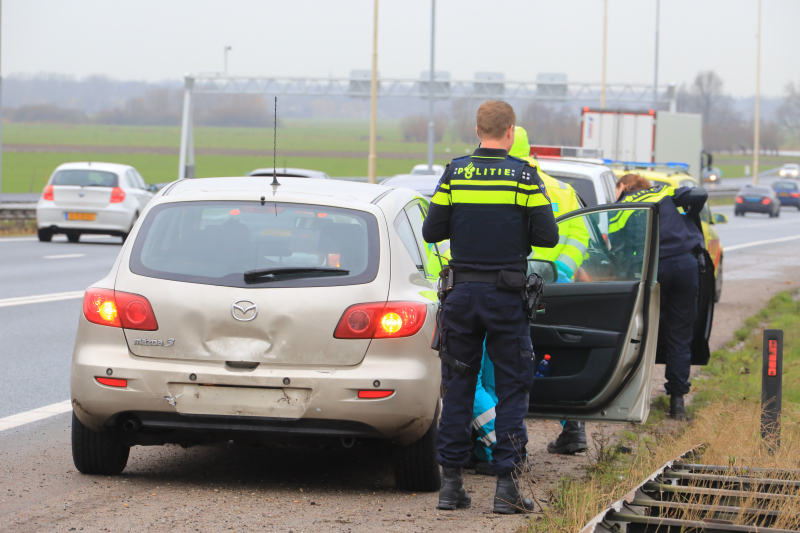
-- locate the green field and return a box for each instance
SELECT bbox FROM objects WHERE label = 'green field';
[1,120,475,193]
[715,154,799,179]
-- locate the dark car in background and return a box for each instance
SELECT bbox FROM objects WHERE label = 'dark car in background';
[734,186,781,217]
[772,180,800,210]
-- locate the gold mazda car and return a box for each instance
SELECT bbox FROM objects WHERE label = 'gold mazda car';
[71,176,665,491]
[70,177,444,491]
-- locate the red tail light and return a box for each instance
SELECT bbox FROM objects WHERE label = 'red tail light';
[358,390,394,399]
[735,196,743,203]
[110,187,126,203]
[96,377,127,388]
[83,288,158,330]
[791,192,800,198]
[762,198,771,205]
[43,184,54,201]
[334,302,427,339]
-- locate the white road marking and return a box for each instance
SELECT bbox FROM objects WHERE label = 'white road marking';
[0,290,84,308]
[0,237,37,243]
[726,234,800,251]
[44,253,86,259]
[0,400,72,432]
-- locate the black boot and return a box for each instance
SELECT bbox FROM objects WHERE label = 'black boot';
[436,467,471,510]
[493,473,535,514]
[670,395,685,420]
[546,422,587,454]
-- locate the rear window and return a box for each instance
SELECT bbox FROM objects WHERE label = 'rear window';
[546,173,598,206]
[51,169,118,187]
[739,187,771,195]
[774,181,798,191]
[130,201,380,288]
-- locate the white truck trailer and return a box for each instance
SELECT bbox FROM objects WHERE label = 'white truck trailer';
[580,109,703,180]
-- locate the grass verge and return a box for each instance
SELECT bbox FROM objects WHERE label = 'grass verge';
[524,290,800,532]
[0,220,37,237]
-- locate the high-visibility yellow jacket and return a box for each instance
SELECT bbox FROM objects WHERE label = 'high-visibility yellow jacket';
[510,127,589,281]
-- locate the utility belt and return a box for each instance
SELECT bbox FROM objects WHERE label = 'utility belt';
[431,266,546,376]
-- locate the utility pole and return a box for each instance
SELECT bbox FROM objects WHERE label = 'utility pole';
[753,0,762,186]
[653,0,660,109]
[601,0,608,109]
[426,0,436,173]
[367,0,379,184]
[223,46,232,75]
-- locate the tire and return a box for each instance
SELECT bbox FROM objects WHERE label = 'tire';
[71,412,130,475]
[392,408,441,492]
[67,233,81,243]
[714,257,723,303]
[37,228,53,242]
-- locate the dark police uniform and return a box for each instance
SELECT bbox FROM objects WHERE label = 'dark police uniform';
[422,147,559,476]
[612,184,708,397]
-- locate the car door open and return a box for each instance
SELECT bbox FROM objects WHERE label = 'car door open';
[526,204,660,424]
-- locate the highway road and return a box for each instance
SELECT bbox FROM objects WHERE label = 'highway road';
[1,206,800,532]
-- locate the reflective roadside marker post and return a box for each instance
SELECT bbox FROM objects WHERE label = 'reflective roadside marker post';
[761,329,782,449]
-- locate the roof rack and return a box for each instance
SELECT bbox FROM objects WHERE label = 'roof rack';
[604,160,690,173]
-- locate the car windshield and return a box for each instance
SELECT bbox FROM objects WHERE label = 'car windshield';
[774,181,798,191]
[783,164,799,170]
[130,201,379,288]
[739,187,771,195]
[51,169,118,187]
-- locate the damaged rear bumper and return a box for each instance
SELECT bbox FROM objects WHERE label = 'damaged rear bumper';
[70,319,440,445]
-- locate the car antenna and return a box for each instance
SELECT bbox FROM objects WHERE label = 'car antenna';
[271,97,280,189]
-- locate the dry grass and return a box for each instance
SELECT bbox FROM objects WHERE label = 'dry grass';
[525,402,800,531]
[0,220,36,236]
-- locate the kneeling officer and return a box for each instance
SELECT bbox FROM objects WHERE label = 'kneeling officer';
[422,100,559,514]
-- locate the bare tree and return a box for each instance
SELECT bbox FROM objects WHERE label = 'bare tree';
[521,102,580,146]
[777,81,800,135]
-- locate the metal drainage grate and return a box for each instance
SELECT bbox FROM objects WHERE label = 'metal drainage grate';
[581,448,800,532]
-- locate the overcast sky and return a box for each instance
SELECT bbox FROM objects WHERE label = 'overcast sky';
[5,0,799,97]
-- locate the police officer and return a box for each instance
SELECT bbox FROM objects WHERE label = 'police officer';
[468,127,589,474]
[422,101,559,514]
[612,173,708,420]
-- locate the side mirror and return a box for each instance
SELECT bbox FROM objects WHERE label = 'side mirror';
[148,184,159,192]
[712,213,728,224]
[527,259,558,283]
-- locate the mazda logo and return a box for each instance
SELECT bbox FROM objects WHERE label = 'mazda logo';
[231,300,258,322]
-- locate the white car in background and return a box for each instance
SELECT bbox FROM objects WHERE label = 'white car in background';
[779,163,800,178]
[36,162,155,243]
[410,164,445,176]
[386,154,618,207]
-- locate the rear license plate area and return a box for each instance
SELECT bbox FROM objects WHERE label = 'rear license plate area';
[166,383,311,418]
[66,212,96,221]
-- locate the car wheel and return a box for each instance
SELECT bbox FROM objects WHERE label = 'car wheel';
[37,228,53,242]
[67,232,81,243]
[392,407,441,492]
[714,257,723,303]
[71,412,130,475]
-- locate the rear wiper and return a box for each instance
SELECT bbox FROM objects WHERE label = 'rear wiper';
[244,267,350,282]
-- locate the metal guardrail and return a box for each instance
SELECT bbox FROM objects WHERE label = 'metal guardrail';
[0,202,36,220]
[580,446,800,532]
[705,187,738,199]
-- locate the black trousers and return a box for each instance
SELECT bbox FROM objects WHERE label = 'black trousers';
[658,253,699,396]
[436,282,535,476]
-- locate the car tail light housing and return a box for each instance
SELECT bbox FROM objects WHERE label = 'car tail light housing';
[96,377,127,387]
[762,198,771,205]
[735,196,743,203]
[42,184,54,201]
[110,187,126,203]
[83,288,158,330]
[791,192,800,198]
[334,302,427,339]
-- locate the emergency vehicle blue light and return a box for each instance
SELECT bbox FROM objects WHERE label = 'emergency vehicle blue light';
[603,160,690,172]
